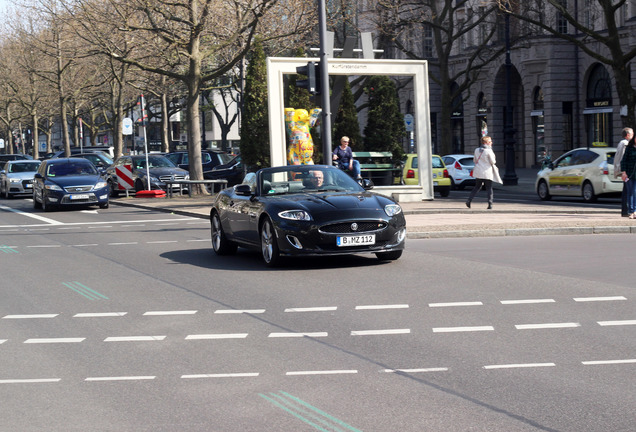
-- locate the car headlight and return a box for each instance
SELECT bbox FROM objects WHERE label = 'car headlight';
[45,184,63,191]
[9,178,21,183]
[384,204,402,216]
[278,210,312,221]
[150,176,160,182]
[95,181,107,189]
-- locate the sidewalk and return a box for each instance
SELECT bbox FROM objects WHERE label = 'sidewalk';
[111,168,635,239]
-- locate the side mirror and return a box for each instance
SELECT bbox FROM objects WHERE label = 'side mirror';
[234,184,253,196]
[361,178,374,190]
[34,173,43,179]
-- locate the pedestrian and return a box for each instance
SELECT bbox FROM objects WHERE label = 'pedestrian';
[332,136,362,180]
[620,137,636,218]
[614,127,634,217]
[466,135,501,210]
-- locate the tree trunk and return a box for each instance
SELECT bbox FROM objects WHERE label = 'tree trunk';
[161,91,170,153]
[32,113,39,159]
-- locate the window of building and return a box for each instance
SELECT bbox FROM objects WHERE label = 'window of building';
[476,92,488,138]
[584,64,612,147]
[556,0,568,34]
[423,25,433,58]
[532,87,545,166]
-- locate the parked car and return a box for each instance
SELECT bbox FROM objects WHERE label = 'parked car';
[0,159,42,198]
[106,154,189,196]
[49,146,114,158]
[32,158,109,211]
[165,150,234,172]
[203,155,244,187]
[442,154,475,189]
[535,147,621,202]
[398,154,451,197]
[0,154,32,162]
[209,164,406,266]
[73,152,114,176]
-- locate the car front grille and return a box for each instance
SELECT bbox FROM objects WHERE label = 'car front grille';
[22,180,33,188]
[159,175,187,182]
[64,185,93,193]
[319,221,388,234]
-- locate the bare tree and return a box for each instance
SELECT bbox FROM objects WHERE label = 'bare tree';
[499,0,636,127]
[376,0,507,154]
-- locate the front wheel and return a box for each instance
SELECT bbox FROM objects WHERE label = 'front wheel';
[108,180,120,197]
[33,191,42,209]
[376,250,403,261]
[582,181,597,202]
[99,201,109,209]
[260,218,281,267]
[135,179,145,193]
[210,211,237,255]
[537,180,551,201]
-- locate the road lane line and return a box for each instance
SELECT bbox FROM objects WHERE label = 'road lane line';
[24,338,85,344]
[0,378,61,384]
[574,296,627,302]
[432,326,494,333]
[27,245,61,248]
[215,309,265,314]
[286,370,358,376]
[72,244,99,247]
[186,333,248,340]
[143,310,197,316]
[0,340,6,344]
[186,239,209,242]
[85,376,155,381]
[383,368,448,373]
[351,329,411,336]
[428,302,483,308]
[355,304,409,310]
[269,332,328,338]
[3,314,58,319]
[107,242,138,246]
[285,307,338,312]
[483,363,555,369]
[582,359,636,365]
[597,320,636,326]
[104,336,166,342]
[181,373,259,379]
[500,299,556,305]
[74,312,127,318]
[146,240,178,244]
[515,323,580,330]
[0,205,63,225]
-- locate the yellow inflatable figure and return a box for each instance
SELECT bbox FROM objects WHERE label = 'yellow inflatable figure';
[285,107,322,165]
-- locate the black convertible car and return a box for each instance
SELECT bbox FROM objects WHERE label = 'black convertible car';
[209,165,406,266]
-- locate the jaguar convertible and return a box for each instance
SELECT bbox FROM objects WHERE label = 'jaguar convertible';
[209,165,406,266]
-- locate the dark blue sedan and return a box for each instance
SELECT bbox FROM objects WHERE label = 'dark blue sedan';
[33,158,109,211]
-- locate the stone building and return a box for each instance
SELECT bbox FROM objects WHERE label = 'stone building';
[357,0,636,169]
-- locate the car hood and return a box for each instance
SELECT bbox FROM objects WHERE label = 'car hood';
[48,175,103,186]
[8,172,38,180]
[272,191,397,219]
[136,167,188,177]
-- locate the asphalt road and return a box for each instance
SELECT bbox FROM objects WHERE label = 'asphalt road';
[0,197,634,431]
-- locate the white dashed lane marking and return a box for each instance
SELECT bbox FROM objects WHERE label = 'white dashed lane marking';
[186,334,249,340]
[515,323,581,330]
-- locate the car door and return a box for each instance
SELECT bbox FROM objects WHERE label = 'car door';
[32,161,47,203]
[546,150,583,196]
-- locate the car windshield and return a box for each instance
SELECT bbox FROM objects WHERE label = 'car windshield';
[259,166,363,196]
[47,161,98,176]
[217,152,234,165]
[133,155,176,169]
[9,162,41,173]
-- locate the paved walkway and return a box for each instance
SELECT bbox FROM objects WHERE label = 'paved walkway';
[111,168,633,239]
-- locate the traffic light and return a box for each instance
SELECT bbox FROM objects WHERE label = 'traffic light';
[295,61,321,95]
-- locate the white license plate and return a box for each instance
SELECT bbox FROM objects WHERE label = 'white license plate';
[433,181,439,186]
[337,234,375,247]
[69,194,90,200]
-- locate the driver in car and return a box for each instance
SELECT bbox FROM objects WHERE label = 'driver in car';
[306,170,324,189]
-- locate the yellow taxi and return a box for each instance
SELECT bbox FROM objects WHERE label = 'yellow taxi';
[401,154,451,197]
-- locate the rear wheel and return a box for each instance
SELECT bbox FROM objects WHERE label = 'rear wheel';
[210,211,237,255]
[537,180,551,201]
[582,181,597,202]
[438,186,450,197]
[260,218,281,267]
[376,250,403,261]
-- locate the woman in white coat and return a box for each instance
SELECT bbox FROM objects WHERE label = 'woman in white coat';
[466,136,501,209]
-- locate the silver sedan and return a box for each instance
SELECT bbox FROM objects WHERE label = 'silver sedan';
[0,160,42,198]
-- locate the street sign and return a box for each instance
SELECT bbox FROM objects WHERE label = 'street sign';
[404,114,414,132]
[0,139,4,149]
[122,118,133,135]
[39,141,46,152]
